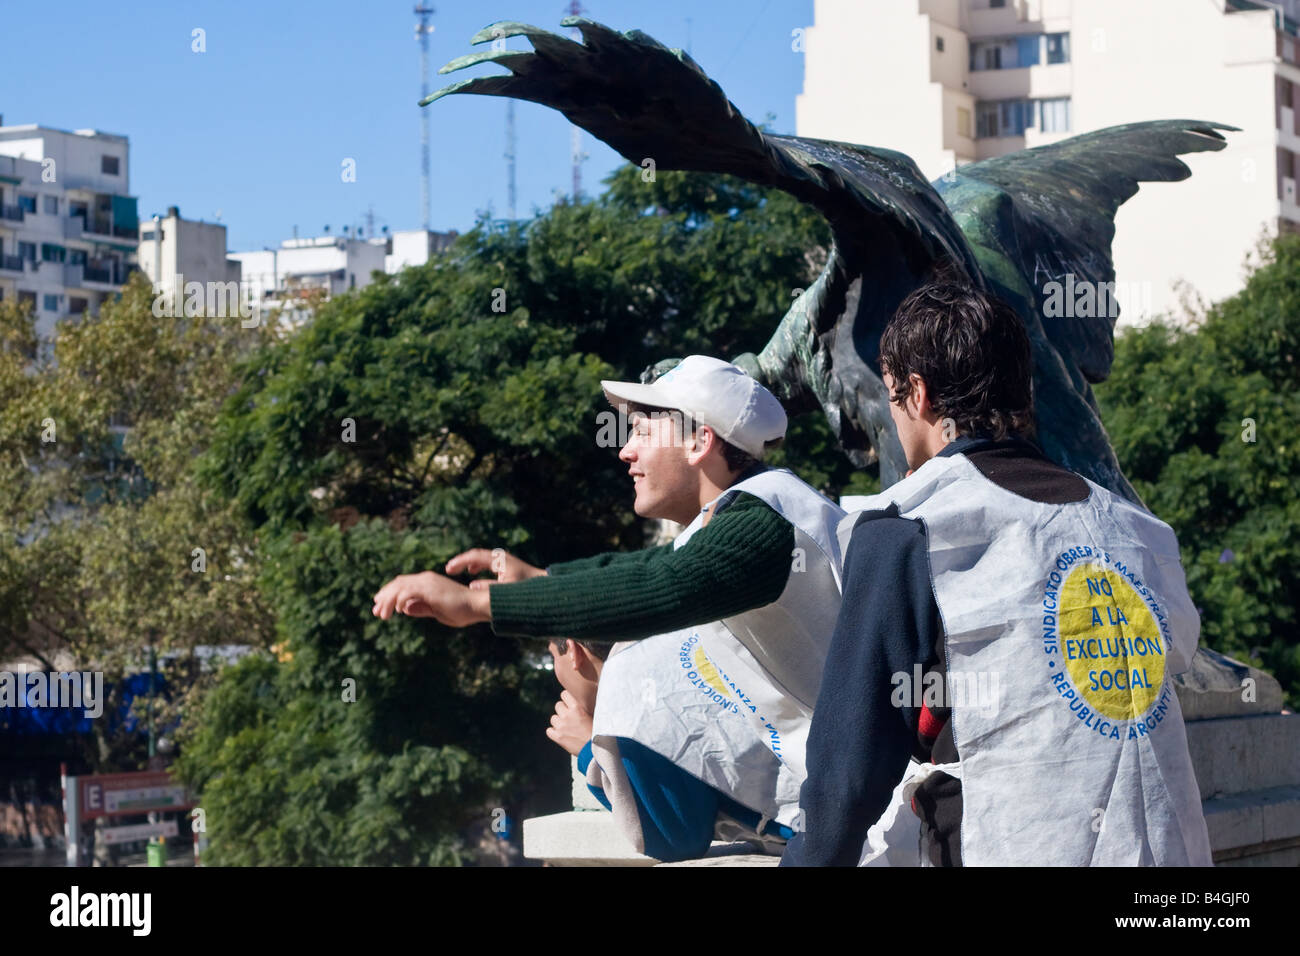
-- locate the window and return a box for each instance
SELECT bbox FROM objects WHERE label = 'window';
[18,241,35,261]
[1046,32,1070,64]
[1016,35,1040,67]
[69,248,86,265]
[971,41,1003,70]
[990,0,1006,7]
[69,296,88,315]
[1039,98,1071,132]
[43,294,60,313]
[18,194,36,214]
[18,290,36,308]
[936,35,945,52]
[1004,100,1036,135]
[41,243,67,263]
[976,97,1071,137]
[101,155,120,175]
[43,195,59,215]
[957,106,973,138]
[140,229,157,242]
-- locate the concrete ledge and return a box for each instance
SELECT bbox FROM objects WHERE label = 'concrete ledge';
[1203,784,1300,865]
[523,811,657,866]
[1185,713,1300,798]
[657,851,781,867]
[1174,647,1284,719]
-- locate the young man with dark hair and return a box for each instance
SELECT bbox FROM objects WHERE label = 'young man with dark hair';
[373,355,849,860]
[782,281,1212,867]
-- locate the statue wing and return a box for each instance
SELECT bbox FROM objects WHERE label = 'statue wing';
[941,119,1235,384]
[937,120,1235,498]
[428,17,984,484]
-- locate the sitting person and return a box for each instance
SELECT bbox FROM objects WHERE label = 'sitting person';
[544,636,796,861]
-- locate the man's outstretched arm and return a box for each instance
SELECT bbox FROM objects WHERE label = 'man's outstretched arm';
[373,493,794,641]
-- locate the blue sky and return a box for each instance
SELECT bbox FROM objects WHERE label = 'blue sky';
[4,0,812,252]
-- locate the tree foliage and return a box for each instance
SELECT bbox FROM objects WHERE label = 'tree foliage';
[1097,233,1300,707]
[0,277,275,769]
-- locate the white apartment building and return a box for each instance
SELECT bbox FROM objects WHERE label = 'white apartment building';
[232,228,458,321]
[797,0,1300,323]
[0,123,138,338]
[384,228,458,273]
[136,206,242,317]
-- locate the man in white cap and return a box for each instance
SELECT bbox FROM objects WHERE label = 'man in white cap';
[372,355,848,860]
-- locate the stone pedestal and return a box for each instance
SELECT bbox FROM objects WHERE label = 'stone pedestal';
[523,648,1300,866]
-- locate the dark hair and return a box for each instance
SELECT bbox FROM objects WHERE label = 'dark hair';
[878,281,1035,440]
[622,401,774,474]
[552,638,611,661]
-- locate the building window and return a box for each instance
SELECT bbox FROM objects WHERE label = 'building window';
[976,97,1071,138]
[69,296,88,315]
[936,35,945,52]
[990,0,1007,7]
[18,194,36,214]
[18,290,36,309]
[1039,97,1071,132]
[18,241,35,261]
[102,155,120,175]
[41,243,67,263]
[140,230,157,242]
[43,195,59,216]
[1017,35,1040,67]
[69,248,87,265]
[1045,32,1070,64]
[957,106,973,138]
[43,294,60,313]
[977,100,1034,137]
[971,36,1038,70]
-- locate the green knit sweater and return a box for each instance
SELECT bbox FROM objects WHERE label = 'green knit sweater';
[489,492,795,642]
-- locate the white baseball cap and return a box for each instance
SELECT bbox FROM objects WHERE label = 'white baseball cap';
[600,355,787,459]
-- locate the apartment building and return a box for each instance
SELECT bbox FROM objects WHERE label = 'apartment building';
[232,228,458,322]
[0,123,138,338]
[136,206,242,316]
[796,0,1300,322]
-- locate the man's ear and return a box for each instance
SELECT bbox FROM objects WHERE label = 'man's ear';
[909,372,932,420]
[571,642,599,680]
[685,424,716,467]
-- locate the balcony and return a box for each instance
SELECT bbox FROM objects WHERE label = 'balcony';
[1,254,24,273]
[1,204,24,224]
[84,264,113,284]
[72,261,129,287]
[67,214,138,243]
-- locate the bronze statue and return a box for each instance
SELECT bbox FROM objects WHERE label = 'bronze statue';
[424,17,1233,502]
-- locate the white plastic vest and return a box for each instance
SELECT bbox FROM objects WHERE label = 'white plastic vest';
[590,468,846,841]
[843,451,1213,866]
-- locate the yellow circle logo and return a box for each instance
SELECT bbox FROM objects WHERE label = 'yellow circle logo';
[1058,563,1166,720]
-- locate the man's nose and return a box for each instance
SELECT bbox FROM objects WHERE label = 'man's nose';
[619,440,635,463]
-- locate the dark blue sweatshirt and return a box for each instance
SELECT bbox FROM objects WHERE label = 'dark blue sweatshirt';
[780,435,1089,866]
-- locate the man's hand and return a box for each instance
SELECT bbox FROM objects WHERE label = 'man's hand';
[546,689,594,757]
[445,548,547,590]
[371,571,491,627]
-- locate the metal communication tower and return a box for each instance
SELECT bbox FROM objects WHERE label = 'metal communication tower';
[414,4,435,230]
[566,0,587,201]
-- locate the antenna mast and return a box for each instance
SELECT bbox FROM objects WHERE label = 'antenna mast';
[414,4,435,230]
[506,100,517,220]
[566,0,587,201]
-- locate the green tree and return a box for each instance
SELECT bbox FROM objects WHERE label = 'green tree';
[0,277,276,770]
[1097,233,1300,707]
